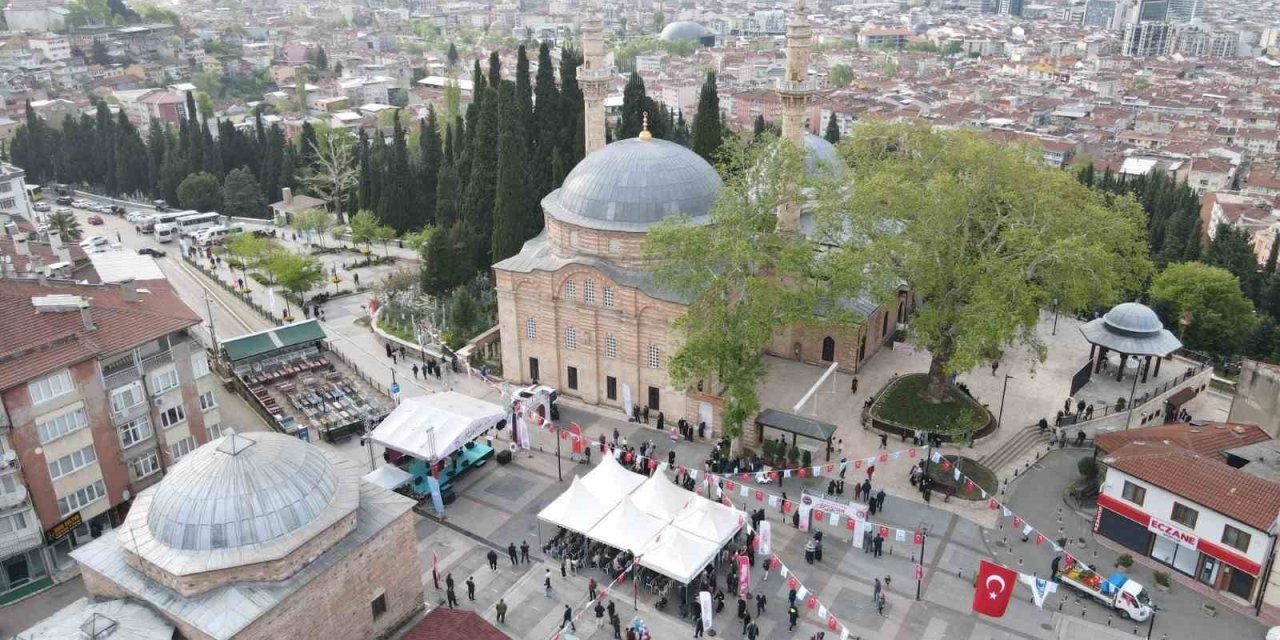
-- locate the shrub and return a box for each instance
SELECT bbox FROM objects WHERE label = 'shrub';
[1153,570,1171,587]
[801,449,812,468]
[1116,396,1127,411]
[787,445,801,465]
[1077,457,1098,480]
[740,447,756,459]
[1115,554,1134,568]
[761,440,776,461]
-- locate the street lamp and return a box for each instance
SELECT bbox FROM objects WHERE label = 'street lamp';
[1051,298,1060,335]
[996,374,1013,429]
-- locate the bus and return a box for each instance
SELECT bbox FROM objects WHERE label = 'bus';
[173,212,225,238]
[139,210,188,235]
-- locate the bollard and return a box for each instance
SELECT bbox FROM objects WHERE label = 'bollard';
[1058,600,1064,611]
[1107,615,1112,626]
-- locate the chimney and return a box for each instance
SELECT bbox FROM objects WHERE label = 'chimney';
[48,228,62,251]
[13,236,28,256]
[282,187,293,205]
[0,256,8,280]
[80,302,94,330]
[120,278,138,303]
[57,245,70,264]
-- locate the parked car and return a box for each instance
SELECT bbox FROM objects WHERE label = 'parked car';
[32,202,50,212]
[79,235,108,248]
[87,215,104,225]
[55,196,72,206]
[109,205,125,215]
[126,211,145,222]
[55,207,72,215]
[137,247,166,258]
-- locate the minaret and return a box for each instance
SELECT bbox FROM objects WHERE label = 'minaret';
[776,0,814,232]
[580,0,610,155]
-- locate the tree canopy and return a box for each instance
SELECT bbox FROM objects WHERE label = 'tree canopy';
[177,171,222,211]
[1149,261,1256,358]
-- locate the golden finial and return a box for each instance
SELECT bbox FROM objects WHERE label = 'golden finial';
[639,112,652,141]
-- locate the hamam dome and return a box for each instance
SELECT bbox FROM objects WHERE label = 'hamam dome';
[660,21,706,42]
[543,136,723,232]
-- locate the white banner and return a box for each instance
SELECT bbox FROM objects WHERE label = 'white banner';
[798,504,811,532]
[851,516,866,549]
[699,591,714,631]
[800,491,861,519]
[758,521,773,557]
[622,384,633,420]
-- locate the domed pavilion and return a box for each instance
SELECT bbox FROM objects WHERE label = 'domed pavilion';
[1081,302,1183,383]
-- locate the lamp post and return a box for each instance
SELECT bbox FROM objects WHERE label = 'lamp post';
[1051,298,1060,335]
[916,530,927,601]
[996,375,1013,429]
[1124,359,1143,430]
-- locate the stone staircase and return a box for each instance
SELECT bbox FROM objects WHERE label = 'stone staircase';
[978,423,1054,475]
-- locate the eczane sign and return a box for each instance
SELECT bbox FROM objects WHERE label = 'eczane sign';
[1148,517,1199,548]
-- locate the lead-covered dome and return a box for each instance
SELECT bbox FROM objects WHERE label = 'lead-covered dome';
[804,134,843,178]
[122,432,361,583]
[660,21,706,42]
[544,137,723,232]
[1103,302,1163,335]
[1080,301,1182,357]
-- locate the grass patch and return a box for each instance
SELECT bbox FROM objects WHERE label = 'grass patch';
[927,455,998,500]
[871,373,987,435]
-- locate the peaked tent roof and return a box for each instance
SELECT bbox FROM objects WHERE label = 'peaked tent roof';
[587,495,668,553]
[639,528,722,584]
[671,497,744,547]
[630,472,693,522]
[581,453,647,508]
[368,392,507,463]
[537,476,612,535]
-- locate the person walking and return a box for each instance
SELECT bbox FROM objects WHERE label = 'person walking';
[508,542,519,566]
[876,489,887,514]
[804,537,816,564]
[737,595,747,620]
[487,549,499,570]
[544,569,552,597]
[495,598,507,623]
[862,529,873,554]
[873,578,882,603]
[879,433,888,449]
[446,585,458,608]
[851,376,858,393]
[594,600,606,630]
[561,605,576,632]
[876,592,886,616]
[755,592,766,617]
[521,541,530,563]
[607,599,616,622]
[746,619,759,640]
[788,604,800,631]
[788,588,797,606]
[741,612,752,637]
[610,613,622,640]
[446,573,455,591]
[694,614,705,638]
[560,557,567,578]
[873,533,884,558]
[412,364,419,379]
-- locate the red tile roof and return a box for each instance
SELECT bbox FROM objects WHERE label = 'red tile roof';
[1104,446,1280,531]
[0,279,201,391]
[401,607,509,640]
[1096,422,1271,461]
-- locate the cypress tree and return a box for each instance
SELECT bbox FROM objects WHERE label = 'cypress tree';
[532,41,561,196]
[754,114,767,139]
[824,112,841,143]
[690,72,722,162]
[185,91,203,176]
[515,45,533,153]
[435,130,462,227]
[488,51,502,88]
[618,72,647,139]
[146,120,166,197]
[114,110,148,196]
[202,124,221,177]
[356,129,373,212]
[1267,231,1280,275]
[259,123,284,204]
[418,107,443,225]
[447,42,459,68]
[461,85,500,265]
[491,83,528,262]
[559,48,584,163]
[378,115,414,232]
[298,121,318,169]
[94,102,116,192]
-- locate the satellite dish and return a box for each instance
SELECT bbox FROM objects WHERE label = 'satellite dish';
[122,489,131,501]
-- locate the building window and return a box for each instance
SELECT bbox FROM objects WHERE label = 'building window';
[567,366,579,391]
[0,181,11,193]
[191,353,211,378]
[28,369,73,405]
[198,391,217,412]
[0,511,27,535]
[57,479,106,517]
[526,317,537,341]
[35,406,89,444]
[118,416,153,449]
[0,198,16,210]
[603,287,614,308]
[371,593,388,619]
[160,404,187,429]
[565,326,577,350]
[606,376,617,400]
[47,444,97,481]
[169,436,196,463]
[1170,502,1198,529]
[584,280,596,304]
[564,280,576,301]
[207,423,226,440]
[647,344,661,369]
[131,451,161,479]
[150,365,179,395]
[605,335,618,359]
[110,381,145,414]
[1222,524,1251,553]
[1121,480,1146,506]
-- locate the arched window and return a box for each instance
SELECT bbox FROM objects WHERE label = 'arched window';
[564,280,576,300]
[525,317,537,341]
[565,326,578,350]
[584,280,596,304]
[821,336,835,362]
[647,344,661,369]
[605,335,618,359]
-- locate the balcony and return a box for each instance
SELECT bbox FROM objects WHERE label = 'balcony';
[0,483,27,510]
[0,505,43,559]
[139,348,173,370]
[110,400,151,427]
[102,363,142,391]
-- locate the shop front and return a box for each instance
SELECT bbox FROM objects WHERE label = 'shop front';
[1096,493,1264,602]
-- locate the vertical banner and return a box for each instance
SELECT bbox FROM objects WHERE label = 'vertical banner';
[699,401,713,430]
[737,553,751,595]
[798,504,812,533]
[851,514,866,549]
[569,422,583,455]
[758,521,773,557]
[699,590,714,631]
[426,474,445,515]
[622,384,633,419]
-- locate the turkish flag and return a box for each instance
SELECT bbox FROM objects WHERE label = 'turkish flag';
[726,481,736,492]
[845,518,855,531]
[988,498,999,510]
[913,532,924,545]
[814,510,824,522]
[1012,516,1022,529]
[941,460,952,471]
[755,490,764,502]
[783,500,792,514]
[878,453,889,463]
[769,472,779,482]
[771,556,780,570]
[972,560,1018,618]
[825,464,835,474]
[788,575,798,590]
[878,526,889,537]
[854,459,863,469]
[806,596,817,610]
[908,448,917,458]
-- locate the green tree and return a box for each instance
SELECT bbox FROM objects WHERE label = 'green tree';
[822,124,1151,401]
[373,223,398,256]
[301,128,358,223]
[349,209,381,254]
[377,114,415,232]
[177,171,223,211]
[691,72,722,163]
[113,110,149,195]
[222,167,266,218]
[824,112,841,144]
[559,48,584,163]
[1149,262,1256,358]
[417,107,443,224]
[753,114,767,139]
[646,138,821,437]
[447,42,459,68]
[265,252,325,317]
[491,83,528,262]
[487,50,501,87]
[1204,222,1262,302]
[829,64,854,87]
[461,85,499,263]
[293,209,334,248]
[532,41,561,195]
[618,72,648,139]
[48,210,83,242]
[225,232,277,276]
[435,128,463,227]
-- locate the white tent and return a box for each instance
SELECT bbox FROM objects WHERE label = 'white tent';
[587,496,668,553]
[581,453,646,508]
[671,498,744,547]
[362,465,413,491]
[630,472,693,522]
[538,476,612,535]
[367,391,506,463]
[639,528,723,584]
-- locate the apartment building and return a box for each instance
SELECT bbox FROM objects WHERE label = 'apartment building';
[0,163,34,223]
[0,278,214,604]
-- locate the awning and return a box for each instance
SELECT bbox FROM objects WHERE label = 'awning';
[221,319,326,363]
[639,528,722,584]
[363,465,413,491]
[368,392,507,463]
[1166,387,1196,408]
[755,409,836,442]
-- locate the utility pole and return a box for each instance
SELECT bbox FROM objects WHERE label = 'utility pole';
[916,532,926,600]
[203,290,219,357]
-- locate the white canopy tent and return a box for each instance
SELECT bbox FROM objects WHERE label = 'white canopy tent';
[639,528,723,584]
[537,476,613,535]
[671,498,745,547]
[587,495,668,553]
[629,472,693,522]
[581,452,646,507]
[362,465,413,491]
[367,392,506,463]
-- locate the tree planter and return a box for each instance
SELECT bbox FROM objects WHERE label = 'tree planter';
[1202,603,1217,617]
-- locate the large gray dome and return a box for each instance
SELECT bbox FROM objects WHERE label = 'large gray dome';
[804,134,843,178]
[660,21,706,42]
[1103,302,1164,335]
[546,137,723,231]
[144,432,359,554]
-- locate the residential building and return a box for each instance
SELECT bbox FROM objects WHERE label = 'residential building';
[0,163,33,222]
[1094,423,1280,613]
[0,278,209,604]
[857,28,912,50]
[27,36,71,63]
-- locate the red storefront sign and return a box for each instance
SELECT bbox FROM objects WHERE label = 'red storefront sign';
[1098,493,1261,575]
[1148,518,1199,548]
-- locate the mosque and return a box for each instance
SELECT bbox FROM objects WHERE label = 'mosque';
[494,0,912,441]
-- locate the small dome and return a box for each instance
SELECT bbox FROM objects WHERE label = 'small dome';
[1103,302,1164,336]
[660,21,706,42]
[546,137,723,231]
[804,134,843,177]
[145,433,355,553]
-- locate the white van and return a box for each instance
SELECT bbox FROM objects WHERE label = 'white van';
[196,224,244,246]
